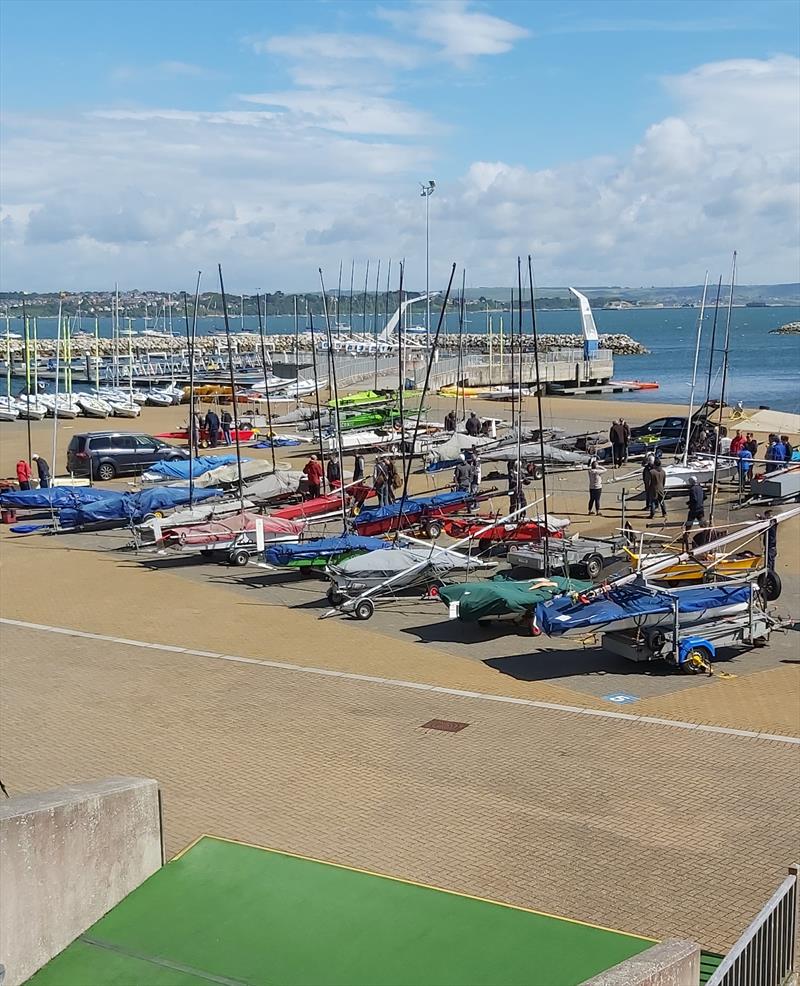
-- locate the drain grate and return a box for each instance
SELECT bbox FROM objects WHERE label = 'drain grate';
[420,719,469,733]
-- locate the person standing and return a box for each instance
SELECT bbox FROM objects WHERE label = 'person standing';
[587,458,605,515]
[729,430,746,456]
[387,458,400,503]
[781,435,794,460]
[737,445,754,484]
[326,457,341,487]
[684,476,705,531]
[508,460,527,514]
[353,453,365,482]
[470,452,482,495]
[32,454,51,489]
[220,410,233,446]
[609,418,629,467]
[641,453,655,514]
[373,456,391,507]
[444,410,456,432]
[745,432,758,456]
[189,413,201,455]
[205,409,220,448]
[466,411,480,437]
[648,460,667,519]
[453,454,471,493]
[303,454,323,498]
[16,458,32,491]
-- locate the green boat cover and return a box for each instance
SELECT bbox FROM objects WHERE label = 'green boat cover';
[439,575,592,622]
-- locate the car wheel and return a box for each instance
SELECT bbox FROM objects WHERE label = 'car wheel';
[584,554,603,580]
[97,462,116,481]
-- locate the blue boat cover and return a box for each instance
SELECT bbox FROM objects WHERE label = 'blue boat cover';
[59,486,223,527]
[354,490,470,528]
[0,486,118,509]
[250,438,302,448]
[146,455,238,479]
[266,535,385,566]
[535,582,752,636]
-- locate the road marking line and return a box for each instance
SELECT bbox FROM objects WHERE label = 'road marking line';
[3,617,798,746]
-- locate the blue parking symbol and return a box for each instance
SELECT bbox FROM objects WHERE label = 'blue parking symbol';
[603,692,638,705]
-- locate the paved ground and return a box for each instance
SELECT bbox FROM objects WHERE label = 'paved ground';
[2,623,798,953]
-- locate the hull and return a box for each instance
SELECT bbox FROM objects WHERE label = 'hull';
[15,400,47,420]
[625,548,763,583]
[536,581,752,638]
[76,398,110,418]
[111,403,141,418]
[0,409,19,421]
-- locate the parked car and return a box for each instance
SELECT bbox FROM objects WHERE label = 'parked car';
[66,432,189,481]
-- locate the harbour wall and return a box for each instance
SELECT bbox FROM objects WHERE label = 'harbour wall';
[0,776,162,985]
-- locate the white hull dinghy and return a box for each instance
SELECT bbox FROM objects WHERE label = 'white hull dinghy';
[76,395,111,419]
[15,396,48,420]
[0,397,20,421]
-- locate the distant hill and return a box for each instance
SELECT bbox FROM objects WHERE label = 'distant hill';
[463,284,800,305]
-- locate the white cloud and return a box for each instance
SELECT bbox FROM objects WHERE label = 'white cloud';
[239,89,438,136]
[1,55,797,290]
[378,0,529,63]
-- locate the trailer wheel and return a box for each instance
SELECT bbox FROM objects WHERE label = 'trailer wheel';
[526,463,544,481]
[326,585,346,606]
[681,646,712,675]
[528,615,542,637]
[354,598,375,621]
[583,554,603,580]
[229,548,250,567]
[757,570,782,602]
[644,628,666,654]
[298,566,317,579]
[426,520,443,539]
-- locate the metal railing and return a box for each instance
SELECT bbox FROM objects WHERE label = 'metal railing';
[707,864,798,986]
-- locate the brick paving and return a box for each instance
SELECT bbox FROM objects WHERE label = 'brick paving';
[2,623,798,953]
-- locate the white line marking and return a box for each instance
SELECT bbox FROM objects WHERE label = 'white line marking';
[2,617,798,746]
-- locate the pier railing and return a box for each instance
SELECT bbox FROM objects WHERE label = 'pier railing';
[706,864,798,986]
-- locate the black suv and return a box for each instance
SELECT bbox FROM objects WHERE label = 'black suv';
[67,432,189,481]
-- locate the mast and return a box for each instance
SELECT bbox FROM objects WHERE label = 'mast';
[683,272,709,465]
[515,261,524,524]
[308,306,327,489]
[348,260,355,336]
[361,260,370,341]
[528,255,550,575]
[709,251,737,525]
[456,269,465,425]
[94,316,100,390]
[257,293,277,473]
[218,264,246,515]
[293,294,299,383]
[703,276,723,407]
[382,258,391,399]
[396,262,407,492]
[372,259,381,389]
[319,269,348,529]
[22,297,31,465]
[51,296,62,489]
[394,263,457,539]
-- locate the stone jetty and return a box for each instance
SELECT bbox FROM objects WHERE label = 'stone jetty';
[770,321,800,335]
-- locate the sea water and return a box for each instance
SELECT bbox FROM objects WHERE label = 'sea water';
[4,304,798,412]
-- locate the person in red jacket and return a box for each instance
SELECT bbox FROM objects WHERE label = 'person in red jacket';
[303,454,323,499]
[729,430,746,456]
[16,459,32,491]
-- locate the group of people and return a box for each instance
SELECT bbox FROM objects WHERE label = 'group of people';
[15,454,50,491]
[190,409,235,450]
[301,452,400,506]
[443,409,492,437]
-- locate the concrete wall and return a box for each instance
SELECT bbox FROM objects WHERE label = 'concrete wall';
[0,776,162,986]
[581,939,701,986]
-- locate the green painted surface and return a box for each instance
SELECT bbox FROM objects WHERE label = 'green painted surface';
[27,837,653,986]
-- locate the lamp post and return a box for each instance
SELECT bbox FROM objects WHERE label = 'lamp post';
[420,179,436,349]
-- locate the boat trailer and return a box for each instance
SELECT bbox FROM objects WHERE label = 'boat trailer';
[601,584,784,674]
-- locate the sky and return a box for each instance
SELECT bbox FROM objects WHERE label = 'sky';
[1,0,798,292]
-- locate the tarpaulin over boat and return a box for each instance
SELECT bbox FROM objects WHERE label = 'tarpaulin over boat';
[168,512,303,546]
[242,470,304,501]
[250,437,304,448]
[354,490,470,528]
[481,442,591,465]
[0,486,117,509]
[145,455,239,480]
[191,460,273,488]
[59,486,223,527]
[535,581,752,637]
[439,576,591,622]
[425,433,499,469]
[266,534,385,566]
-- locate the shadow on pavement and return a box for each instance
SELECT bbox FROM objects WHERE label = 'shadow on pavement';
[484,648,675,682]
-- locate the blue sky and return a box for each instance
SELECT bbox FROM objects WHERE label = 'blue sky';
[1,0,798,290]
